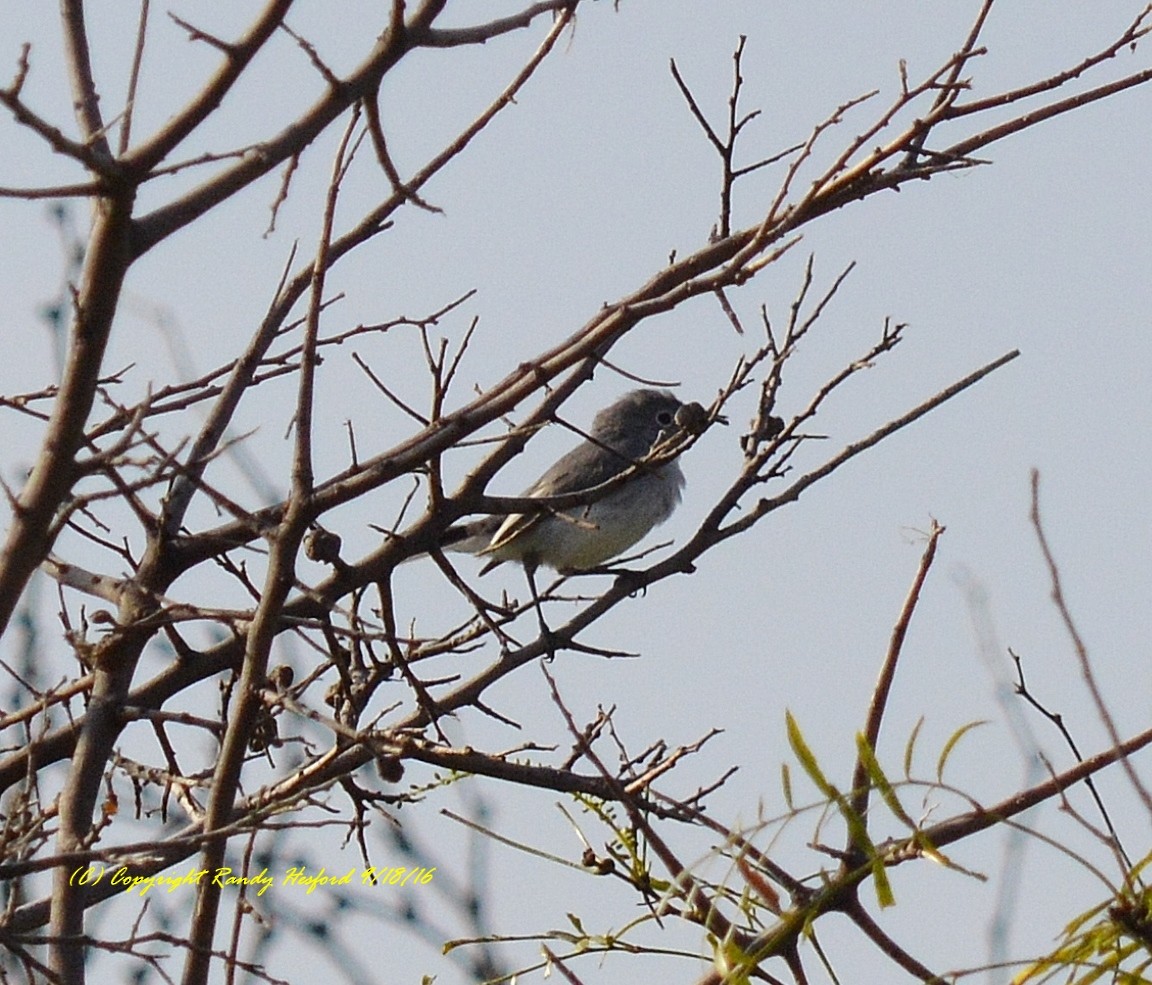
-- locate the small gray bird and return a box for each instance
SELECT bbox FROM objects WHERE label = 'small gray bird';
[448,389,698,576]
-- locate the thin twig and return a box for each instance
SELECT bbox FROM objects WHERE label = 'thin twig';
[1029,471,1152,816]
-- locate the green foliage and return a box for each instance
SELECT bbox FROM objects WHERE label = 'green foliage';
[785,711,894,908]
[1015,857,1152,985]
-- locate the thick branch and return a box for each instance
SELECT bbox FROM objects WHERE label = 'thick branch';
[59,0,111,161]
[0,194,135,635]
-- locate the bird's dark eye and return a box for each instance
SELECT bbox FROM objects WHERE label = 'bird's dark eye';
[656,410,674,426]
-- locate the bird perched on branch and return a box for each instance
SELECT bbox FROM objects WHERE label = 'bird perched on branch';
[447,388,715,576]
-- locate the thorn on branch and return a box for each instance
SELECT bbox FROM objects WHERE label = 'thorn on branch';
[266,152,300,237]
[280,22,342,90]
[8,42,31,97]
[713,287,745,335]
[168,12,236,54]
[364,93,443,214]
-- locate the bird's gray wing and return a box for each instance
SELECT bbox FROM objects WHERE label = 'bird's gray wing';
[480,440,634,556]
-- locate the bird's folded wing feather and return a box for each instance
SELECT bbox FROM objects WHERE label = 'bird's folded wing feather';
[479,443,634,555]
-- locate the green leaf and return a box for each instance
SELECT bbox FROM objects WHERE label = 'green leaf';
[871,855,896,908]
[786,710,834,797]
[1062,899,1113,937]
[856,733,915,829]
[936,720,989,781]
[904,716,924,779]
[712,933,754,985]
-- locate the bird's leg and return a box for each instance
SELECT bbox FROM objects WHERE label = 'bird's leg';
[523,561,557,661]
